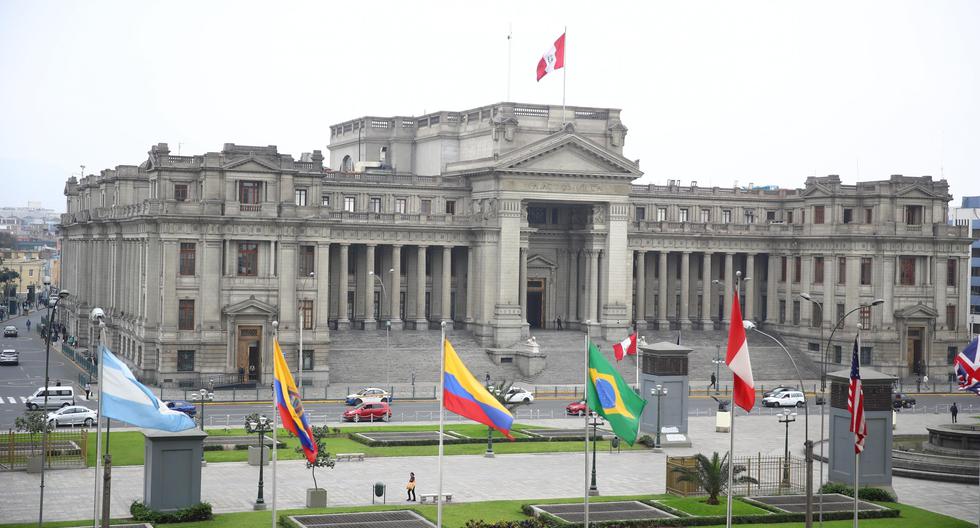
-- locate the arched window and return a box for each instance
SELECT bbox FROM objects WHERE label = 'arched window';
[341,155,353,172]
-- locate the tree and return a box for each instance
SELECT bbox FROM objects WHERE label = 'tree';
[294,425,335,489]
[484,378,521,454]
[671,451,759,505]
[15,409,53,456]
[0,231,14,249]
[0,268,19,311]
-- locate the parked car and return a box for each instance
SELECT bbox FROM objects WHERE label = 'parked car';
[0,349,18,365]
[164,400,197,417]
[893,393,916,409]
[342,402,392,422]
[26,386,75,410]
[3,325,17,337]
[345,387,390,406]
[762,390,806,408]
[566,400,587,415]
[501,387,534,404]
[47,405,98,427]
[762,386,797,398]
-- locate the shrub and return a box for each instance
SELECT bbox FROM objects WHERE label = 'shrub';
[638,435,656,448]
[130,501,212,523]
[819,482,896,502]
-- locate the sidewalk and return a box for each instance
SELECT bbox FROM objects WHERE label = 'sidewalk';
[5,412,976,524]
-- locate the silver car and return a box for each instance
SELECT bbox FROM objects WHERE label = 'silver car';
[47,405,98,427]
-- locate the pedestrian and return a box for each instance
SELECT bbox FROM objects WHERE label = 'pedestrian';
[406,472,416,501]
[238,367,245,384]
[84,382,92,400]
[55,380,62,386]
[556,316,563,331]
[951,402,959,423]
[485,372,491,386]
[26,319,31,330]
[709,373,717,391]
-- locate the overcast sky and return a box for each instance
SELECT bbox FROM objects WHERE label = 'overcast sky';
[1,0,978,212]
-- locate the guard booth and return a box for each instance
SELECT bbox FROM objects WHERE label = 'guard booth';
[638,341,692,446]
[143,428,208,511]
[827,367,894,489]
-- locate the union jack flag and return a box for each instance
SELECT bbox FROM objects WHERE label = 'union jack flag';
[847,334,867,454]
[954,338,980,396]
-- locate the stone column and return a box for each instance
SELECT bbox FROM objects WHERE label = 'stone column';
[201,240,222,330]
[279,243,297,332]
[723,252,734,324]
[315,243,331,334]
[464,247,474,325]
[414,246,427,330]
[701,252,713,329]
[785,253,795,325]
[800,254,812,325]
[635,250,647,328]
[337,243,350,329]
[657,251,669,329]
[441,246,452,325]
[363,244,376,327]
[519,247,528,326]
[745,253,756,322]
[390,245,403,330]
[680,251,692,329]
[161,240,178,331]
[766,253,778,324]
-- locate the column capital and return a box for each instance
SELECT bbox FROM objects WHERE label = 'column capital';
[391,243,403,249]
[365,243,377,248]
[339,242,351,248]
[682,250,692,255]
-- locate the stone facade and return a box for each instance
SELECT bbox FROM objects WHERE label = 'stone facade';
[59,102,972,386]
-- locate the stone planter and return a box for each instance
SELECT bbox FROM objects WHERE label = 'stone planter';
[306,488,327,508]
[247,446,269,466]
[25,455,43,474]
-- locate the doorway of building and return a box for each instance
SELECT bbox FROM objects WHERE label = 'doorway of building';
[907,327,923,375]
[527,279,545,329]
[237,326,262,382]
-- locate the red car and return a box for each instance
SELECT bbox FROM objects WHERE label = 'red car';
[566,400,587,416]
[342,402,392,422]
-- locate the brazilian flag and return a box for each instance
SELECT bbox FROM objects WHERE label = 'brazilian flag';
[586,342,647,445]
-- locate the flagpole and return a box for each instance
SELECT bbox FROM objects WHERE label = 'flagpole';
[583,320,590,527]
[92,314,106,528]
[634,322,640,391]
[438,322,446,528]
[726,274,741,528]
[852,327,861,528]
[271,321,279,528]
[562,26,567,124]
[506,23,512,101]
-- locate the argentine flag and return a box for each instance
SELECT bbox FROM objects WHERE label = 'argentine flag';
[101,345,196,432]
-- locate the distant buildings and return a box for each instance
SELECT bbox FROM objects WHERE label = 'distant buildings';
[950,196,980,336]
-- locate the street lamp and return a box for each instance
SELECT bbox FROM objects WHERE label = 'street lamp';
[588,413,602,496]
[711,345,724,394]
[369,268,394,387]
[37,277,68,528]
[779,409,798,486]
[245,414,273,510]
[651,385,668,448]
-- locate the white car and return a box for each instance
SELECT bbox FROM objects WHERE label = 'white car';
[762,390,806,408]
[501,387,535,404]
[47,405,98,427]
[345,387,390,405]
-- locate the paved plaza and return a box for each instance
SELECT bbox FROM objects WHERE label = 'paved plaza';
[4,412,975,524]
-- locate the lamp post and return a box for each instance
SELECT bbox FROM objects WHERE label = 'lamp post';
[588,413,602,495]
[192,382,214,465]
[711,345,723,394]
[779,409,798,486]
[651,384,668,448]
[369,269,394,387]
[37,277,68,528]
[245,414,273,510]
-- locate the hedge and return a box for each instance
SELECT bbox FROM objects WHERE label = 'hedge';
[819,482,897,502]
[130,501,212,523]
[348,431,603,448]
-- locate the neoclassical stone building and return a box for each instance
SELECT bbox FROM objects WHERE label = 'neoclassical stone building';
[59,102,972,386]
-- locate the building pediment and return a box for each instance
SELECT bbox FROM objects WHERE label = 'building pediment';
[497,133,642,178]
[222,157,281,172]
[800,183,833,198]
[895,185,943,199]
[527,254,558,270]
[223,296,278,317]
[894,303,938,320]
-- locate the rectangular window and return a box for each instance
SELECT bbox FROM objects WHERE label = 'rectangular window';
[780,257,787,282]
[657,207,667,222]
[321,194,330,207]
[679,208,689,222]
[395,198,406,214]
[842,208,853,224]
[301,300,314,329]
[238,242,258,276]
[178,300,194,330]
[947,304,958,331]
[834,345,843,364]
[814,256,824,284]
[899,256,916,285]
[787,210,794,224]
[793,300,801,325]
[744,209,755,224]
[947,259,957,286]
[445,200,456,215]
[793,256,801,283]
[174,184,188,202]
[838,257,847,285]
[295,188,308,206]
[177,350,195,372]
[814,205,825,224]
[948,346,958,365]
[179,242,196,276]
[766,210,776,222]
[369,197,382,213]
[421,199,432,215]
[551,208,559,224]
[860,305,871,328]
[635,206,646,220]
[812,304,822,327]
[298,245,315,277]
[779,300,786,324]
[904,205,923,225]
[302,349,314,371]
[344,196,355,212]
[239,181,261,204]
[860,258,872,285]
[860,346,873,365]
[722,210,732,223]
[700,209,710,223]
[864,208,873,224]
[836,303,845,329]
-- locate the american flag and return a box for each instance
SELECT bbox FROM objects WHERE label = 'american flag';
[954,338,980,395]
[847,334,867,454]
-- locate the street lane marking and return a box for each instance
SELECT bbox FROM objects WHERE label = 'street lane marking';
[20,397,27,403]
[7,397,15,404]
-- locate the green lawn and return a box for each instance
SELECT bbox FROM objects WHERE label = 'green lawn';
[0,496,971,528]
[86,423,644,466]
[657,496,770,516]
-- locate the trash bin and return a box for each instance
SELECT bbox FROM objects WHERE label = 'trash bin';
[372,482,386,504]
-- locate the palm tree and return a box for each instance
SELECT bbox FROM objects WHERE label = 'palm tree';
[671,451,759,505]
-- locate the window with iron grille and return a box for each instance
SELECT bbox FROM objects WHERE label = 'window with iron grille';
[301,300,313,329]
[445,200,456,215]
[239,181,261,204]
[299,245,315,277]
[838,257,847,285]
[302,349,314,370]
[899,256,916,285]
[178,300,195,330]
[859,305,871,328]
[179,242,196,276]
[174,184,188,202]
[238,242,258,276]
[814,256,824,284]
[860,258,872,285]
[177,350,195,371]
[947,304,957,331]
[947,259,957,286]
[321,194,330,207]
[814,205,825,224]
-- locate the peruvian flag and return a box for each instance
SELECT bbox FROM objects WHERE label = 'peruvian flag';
[613,332,637,361]
[536,33,566,81]
[725,291,756,412]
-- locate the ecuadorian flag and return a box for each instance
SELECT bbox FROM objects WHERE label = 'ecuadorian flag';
[273,338,318,463]
[443,339,515,439]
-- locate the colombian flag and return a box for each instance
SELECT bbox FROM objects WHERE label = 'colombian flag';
[443,339,515,439]
[273,338,318,463]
